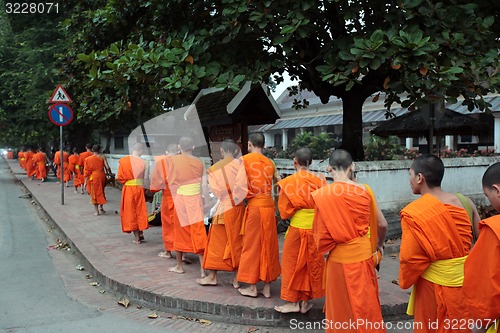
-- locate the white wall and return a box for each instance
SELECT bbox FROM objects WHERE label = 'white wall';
[105,154,500,212]
[274,156,500,212]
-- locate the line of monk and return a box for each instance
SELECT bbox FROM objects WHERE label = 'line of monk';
[13,136,500,332]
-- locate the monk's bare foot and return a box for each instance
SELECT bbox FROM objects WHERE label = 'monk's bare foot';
[94,212,100,216]
[274,302,300,313]
[299,300,313,314]
[259,284,271,298]
[158,251,172,259]
[231,277,240,289]
[132,240,141,244]
[168,266,184,274]
[238,287,258,298]
[196,276,217,286]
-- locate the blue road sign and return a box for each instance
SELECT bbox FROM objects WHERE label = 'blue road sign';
[48,103,73,126]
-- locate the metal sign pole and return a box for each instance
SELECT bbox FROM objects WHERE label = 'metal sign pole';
[60,116,64,205]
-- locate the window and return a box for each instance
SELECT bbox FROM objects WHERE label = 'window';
[114,136,124,149]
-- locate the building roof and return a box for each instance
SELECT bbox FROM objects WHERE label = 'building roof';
[191,82,281,127]
[258,94,500,131]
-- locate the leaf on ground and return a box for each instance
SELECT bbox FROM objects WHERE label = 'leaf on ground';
[117,298,130,308]
[390,254,397,259]
[85,274,93,279]
[89,282,99,286]
[148,312,158,319]
[99,289,106,294]
[248,328,259,333]
[75,265,85,271]
[392,280,399,285]
[136,305,143,309]
[196,318,211,325]
[385,239,395,244]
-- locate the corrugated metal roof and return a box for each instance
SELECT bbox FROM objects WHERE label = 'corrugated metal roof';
[260,95,500,131]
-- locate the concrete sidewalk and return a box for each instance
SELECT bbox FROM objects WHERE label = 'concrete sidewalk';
[5,158,410,327]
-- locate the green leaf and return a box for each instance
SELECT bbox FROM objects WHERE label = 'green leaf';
[77,53,90,62]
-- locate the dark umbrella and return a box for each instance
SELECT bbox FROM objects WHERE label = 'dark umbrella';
[370,108,485,138]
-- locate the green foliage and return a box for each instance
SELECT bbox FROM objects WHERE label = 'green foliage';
[290,131,338,160]
[2,0,498,158]
[0,9,68,148]
[364,135,404,161]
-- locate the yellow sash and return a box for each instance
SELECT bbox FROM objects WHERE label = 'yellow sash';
[328,234,372,264]
[285,209,314,238]
[407,256,467,315]
[177,183,201,196]
[125,179,143,186]
[75,165,80,170]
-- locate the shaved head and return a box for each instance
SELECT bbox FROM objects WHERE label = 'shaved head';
[221,139,238,153]
[166,143,178,155]
[295,147,313,167]
[132,142,144,152]
[179,136,194,151]
[329,149,353,171]
[411,154,444,188]
[482,162,500,189]
[249,132,265,148]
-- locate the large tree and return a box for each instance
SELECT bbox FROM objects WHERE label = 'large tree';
[65,0,499,160]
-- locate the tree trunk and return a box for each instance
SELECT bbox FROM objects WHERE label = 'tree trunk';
[103,132,111,153]
[341,93,366,161]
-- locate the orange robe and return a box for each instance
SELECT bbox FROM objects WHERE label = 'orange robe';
[116,155,149,233]
[463,215,500,330]
[277,170,326,303]
[150,155,175,252]
[25,151,36,178]
[83,155,106,205]
[68,154,84,188]
[236,152,281,284]
[32,152,47,180]
[54,151,71,182]
[18,151,26,169]
[166,154,207,254]
[202,157,244,272]
[312,182,384,333]
[399,194,472,333]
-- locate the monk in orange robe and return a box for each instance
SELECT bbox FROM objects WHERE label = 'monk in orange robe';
[274,147,326,314]
[25,147,36,179]
[399,154,480,333]
[116,143,149,244]
[150,144,179,258]
[32,148,48,182]
[312,149,387,333]
[54,148,71,186]
[18,147,26,170]
[79,143,93,173]
[68,148,84,194]
[234,132,281,298]
[463,162,500,333]
[197,139,244,287]
[83,144,108,216]
[166,137,208,278]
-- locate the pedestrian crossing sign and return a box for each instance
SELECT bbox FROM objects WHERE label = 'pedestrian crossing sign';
[49,84,72,103]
